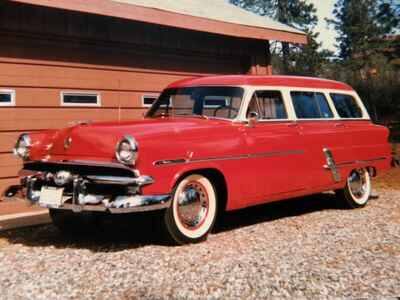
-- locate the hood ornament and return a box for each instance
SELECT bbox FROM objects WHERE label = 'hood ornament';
[64,137,72,150]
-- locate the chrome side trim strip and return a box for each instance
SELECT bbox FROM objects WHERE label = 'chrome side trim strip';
[333,157,388,168]
[154,150,304,166]
[154,159,187,166]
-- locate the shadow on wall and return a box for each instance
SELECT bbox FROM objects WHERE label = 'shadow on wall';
[0,192,348,252]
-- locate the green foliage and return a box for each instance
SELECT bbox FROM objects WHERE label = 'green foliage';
[230,0,329,75]
[323,0,399,126]
[229,0,317,30]
[287,30,334,76]
[327,0,398,62]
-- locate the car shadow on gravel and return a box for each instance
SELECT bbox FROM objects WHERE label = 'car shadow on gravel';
[0,192,347,252]
[214,192,347,233]
[0,212,172,252]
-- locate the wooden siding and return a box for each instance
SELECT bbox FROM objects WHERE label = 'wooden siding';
[0,2,271,196]
[9,0,308,44]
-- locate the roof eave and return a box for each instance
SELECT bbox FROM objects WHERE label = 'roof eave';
[10,0,307,44]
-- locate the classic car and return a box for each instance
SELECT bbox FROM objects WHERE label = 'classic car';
[13,75,392,244]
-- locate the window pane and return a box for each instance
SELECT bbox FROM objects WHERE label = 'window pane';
[291,92,320,118]
[248,91,287,120]
[0,93,11,103]
[315,93,333,118]
[63,94,99,105]
[331,94,363,118]
[143,96,157,106]
[291,92,333,119]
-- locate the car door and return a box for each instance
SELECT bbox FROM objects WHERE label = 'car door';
[243,89,308,204]
[290,90,345,189]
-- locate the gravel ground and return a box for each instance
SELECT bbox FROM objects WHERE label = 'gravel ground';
[0,170,399,299]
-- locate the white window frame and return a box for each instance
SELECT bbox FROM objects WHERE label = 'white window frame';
[142,94,160,108]
[60,91,101,107]
[0,89,16,106]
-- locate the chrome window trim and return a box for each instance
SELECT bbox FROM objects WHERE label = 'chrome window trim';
[60,91,101,107]
[0,89,16,106]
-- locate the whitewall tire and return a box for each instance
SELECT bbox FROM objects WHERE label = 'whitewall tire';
[164,174,217,244]
[336,168,371,208]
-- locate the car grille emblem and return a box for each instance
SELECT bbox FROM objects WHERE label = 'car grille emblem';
[64,137,72,150]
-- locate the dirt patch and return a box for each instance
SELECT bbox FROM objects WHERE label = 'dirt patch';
[375,167,400,190]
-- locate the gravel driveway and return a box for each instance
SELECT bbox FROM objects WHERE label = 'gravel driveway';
[0,172,399,299]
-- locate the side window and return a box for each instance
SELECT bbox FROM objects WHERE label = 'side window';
[0,89,15,106]
[330,93,363,118]
[247,91,288,120]
[142,94,160,107]
[291,91,333,119]
[61,92,100,106]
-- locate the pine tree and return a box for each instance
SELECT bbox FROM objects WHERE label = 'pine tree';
[288,31,333,76]
[230,0,318,74]
[327,0,398,64]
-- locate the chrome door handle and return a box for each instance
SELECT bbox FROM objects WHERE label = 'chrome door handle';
[334,123,345,128]
[287,123,299,128]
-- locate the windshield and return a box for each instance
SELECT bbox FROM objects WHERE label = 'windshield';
[146,86,244,120]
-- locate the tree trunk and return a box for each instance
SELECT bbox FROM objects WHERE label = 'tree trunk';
[277,0,290,74]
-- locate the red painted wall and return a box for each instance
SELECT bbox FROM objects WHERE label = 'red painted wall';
[0,2,272,195]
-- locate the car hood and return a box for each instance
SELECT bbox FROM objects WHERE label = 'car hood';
[48,117,232,158]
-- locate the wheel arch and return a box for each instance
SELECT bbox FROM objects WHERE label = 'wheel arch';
[171,168,228,213]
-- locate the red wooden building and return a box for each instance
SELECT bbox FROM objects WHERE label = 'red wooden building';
[0,0,306,195]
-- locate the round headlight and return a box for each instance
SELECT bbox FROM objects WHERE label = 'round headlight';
[115,135,138,165]
[13,133,32,160]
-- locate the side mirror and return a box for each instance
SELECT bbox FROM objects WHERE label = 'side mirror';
[247,111,259,128]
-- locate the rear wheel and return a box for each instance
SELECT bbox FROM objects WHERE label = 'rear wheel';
[336,168,371,208]
[49,209,101,234]
[164,174,217,245]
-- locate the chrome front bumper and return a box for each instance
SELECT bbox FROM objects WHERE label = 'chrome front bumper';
[21,168,171,214]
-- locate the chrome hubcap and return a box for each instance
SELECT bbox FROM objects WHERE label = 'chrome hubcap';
[348,169,367,199]
[177,182,209,230]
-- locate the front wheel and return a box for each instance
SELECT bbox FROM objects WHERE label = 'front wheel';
[164,174,217,245]
[336,168,371,208]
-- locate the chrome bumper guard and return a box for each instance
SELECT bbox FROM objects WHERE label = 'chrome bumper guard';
[22,171,171,214]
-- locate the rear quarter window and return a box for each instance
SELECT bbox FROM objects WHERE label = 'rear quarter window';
[330,93,363,118]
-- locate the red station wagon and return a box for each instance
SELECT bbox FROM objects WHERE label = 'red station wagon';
[13,75,392,244]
